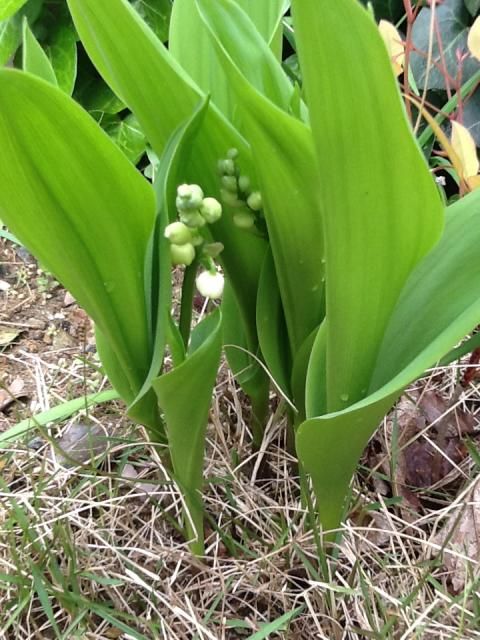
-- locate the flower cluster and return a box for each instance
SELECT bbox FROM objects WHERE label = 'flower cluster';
[217,148,263,230]
[164,184,225,300]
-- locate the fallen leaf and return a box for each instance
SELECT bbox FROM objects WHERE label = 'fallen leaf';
[463,346,480,385]
[122,463,159,494]
[402,390,474,488]
[384,391,475,519]
[435,481,480,592]
[0,377,26,411]
[0,328,21,347]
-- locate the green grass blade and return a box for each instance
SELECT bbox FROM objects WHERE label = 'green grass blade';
[293,0,443,413]
[22,18,57,85]
[245,606,304,640]
[0,70,154,411]
[0,389,119,447]
[152,309,223,554]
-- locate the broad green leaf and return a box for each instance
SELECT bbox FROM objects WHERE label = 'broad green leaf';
[67,0,267,359]
[153,308,222,555]
[0,0,42,66]
[372,189,480,388]
[0,70,154,414]
[0,0,27,21]
[293,0,443,413]
[298,181,480,536]
[22,18,57,85]
[197,0,324,356]
[45,12,77,94]
[131,97,210,420]
[170,0,291,120]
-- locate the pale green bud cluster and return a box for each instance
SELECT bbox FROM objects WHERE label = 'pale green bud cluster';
[217,149,264,232]
[165,184,224,267]
[175,183,223,229]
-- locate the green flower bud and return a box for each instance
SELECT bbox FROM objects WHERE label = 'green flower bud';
[170,242,195,266]
[200,197,222,224]
[226,147,239,160]
[238,175,250,193]
[164,221,192,245]
[233,211,256,229]
[217,158,236,176]
[220,189,244,208]
[190,229,204,246]
[179,210,207,228]
[247,191,262,211]
[196,269,224,299]
[221,175,238,193]
[176,183,204,211]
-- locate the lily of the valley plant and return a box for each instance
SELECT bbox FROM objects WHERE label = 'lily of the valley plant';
[2,0,480,553]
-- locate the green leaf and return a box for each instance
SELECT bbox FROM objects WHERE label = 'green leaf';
[132,0,172,42]
[170,0,290,119]
[22,18,57,85]
[372,189,480,389]
[466,0,480,16]
[0,70,154,416]
[0,0,43,66]
[130,97,210,424]
[411,0,479,91]
[359,0,405,22]
[298,175,480,536]
[256,248,290,396]
[0,0,27,21]
[45,11,77,94]
[197,0,324,355]
[80,80,125,116]
[103,113,146,164]
[293,0,443,413]
[67,0,267,366]
[153,308,222,555]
